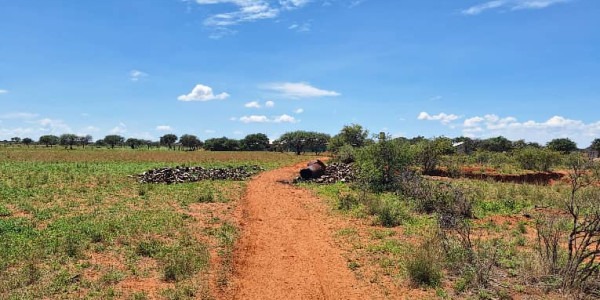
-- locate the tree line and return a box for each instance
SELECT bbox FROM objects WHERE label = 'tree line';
[2,126,600,157]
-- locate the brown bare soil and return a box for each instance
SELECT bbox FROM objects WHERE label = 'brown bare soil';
[227,160,383,300]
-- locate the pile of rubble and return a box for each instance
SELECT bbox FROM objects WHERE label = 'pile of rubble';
[135,165,264,184]
[295,163,357,184]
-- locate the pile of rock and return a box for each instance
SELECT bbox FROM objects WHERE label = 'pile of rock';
[136,165,264,184]
[295,163,357,184]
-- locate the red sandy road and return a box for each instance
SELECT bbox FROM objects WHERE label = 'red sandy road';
[230,160,382,300]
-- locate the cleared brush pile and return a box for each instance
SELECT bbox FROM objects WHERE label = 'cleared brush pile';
[295,163,357,184]
[136,165,264,184]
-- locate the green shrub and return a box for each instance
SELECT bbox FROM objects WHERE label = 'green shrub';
[355,134,412,192]
[405,236,443,287]
[337,144,355,163]
[514,148,561,172]
[412,137,454,174]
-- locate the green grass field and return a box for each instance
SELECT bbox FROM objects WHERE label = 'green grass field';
[0,147,312,299]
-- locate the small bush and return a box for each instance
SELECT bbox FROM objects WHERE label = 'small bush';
[136,239,165,258]
[405,236,443,287]
[355,135,413,192]
[337,144,355,163]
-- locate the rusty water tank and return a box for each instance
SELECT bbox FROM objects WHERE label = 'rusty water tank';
[300,160,326,179]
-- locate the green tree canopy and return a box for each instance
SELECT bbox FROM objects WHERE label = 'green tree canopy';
[160,134,178,149]
[240,133,270,151]
[590,138,600,157]
[328,124,370,152]
[59,134,78,149]
[546,138,577,154]
[22,138,33,147]
[180,134,203,150]
[478,136,513,153]
[203,137,239,151]
[39,135,59,147]
[104,135,125,149]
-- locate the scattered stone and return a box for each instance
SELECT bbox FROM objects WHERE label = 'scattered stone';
[294,163,357,184]
[135,165,264,184]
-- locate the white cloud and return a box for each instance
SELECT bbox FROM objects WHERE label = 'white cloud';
[417,112,461,125]
[262,82,340,98]
[288,21,311,32]
[239,115,269,123]
[461,0,571,15]
[156,125,172,131]
[35,118,72,134]
[461,114,600,145]
[245,101,261,108]
[178,84,230,102]
[229,117,237,121]
[129,70,148,81]
[294,108,304,114]
[110,122,127,134]
[0,89,8,94]
[265,100,275,107]
[461,0,505,15]
[0,112,39,119]
[77,126,100,136]
[238,114,298,123]
[272,114,297,123]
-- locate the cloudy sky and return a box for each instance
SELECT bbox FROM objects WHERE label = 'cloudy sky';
[1,0,599,146]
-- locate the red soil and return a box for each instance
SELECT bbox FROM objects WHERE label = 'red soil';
[227,160,382,300]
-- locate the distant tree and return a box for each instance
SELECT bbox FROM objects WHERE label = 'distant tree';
[160,134,178,149]
[413,137,454,174]
[78,135,93,148]
[547,138,578,154]
[10,137,21,145]
[59,134,78,149]
[39,135,59,147]
[278,131,315,155]
[306,132,330,155]
[22,138,33,147]
[452,136,478,154]
[240,133,270,151]
[125,138,143,149]
[590,139,600,158]
[141,139,154,150]
[328,124,370,152]
[95,139,107,147]
[478,136,513,153]
[408,136,427,145]
[180,134,202,150]
[104,135,125,149]
[203,137,239,151]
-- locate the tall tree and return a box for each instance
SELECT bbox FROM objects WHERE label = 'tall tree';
[240,133,269,151]
[180,134,202,150]
[59,134,78,149]
[104,135,125,149]
[160,134,178,149]
[39,135,59,147]
[328,124,370,152]
[22,138,33,147]
[203,137,239,151]
[125,138,143,149]
[78,135,93,148]
[547,138,578,154]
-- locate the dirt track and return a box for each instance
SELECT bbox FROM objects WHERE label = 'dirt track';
[229,160,381,300]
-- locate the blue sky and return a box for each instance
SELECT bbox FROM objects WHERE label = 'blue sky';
[1,0,599,146]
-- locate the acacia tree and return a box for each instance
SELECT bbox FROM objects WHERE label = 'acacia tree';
[125,138,143,149]
[278,131,329,155]
[328,124,370,152]
[306,132,330,155]
[180,134,202,150]
[39,135,59,147]
[240,133,269,151]
[104,135,125,149]
[160,134,178,150]
[547,138,578,154]
[22,138,33,147]
[203,137,239,151]
[59,134,78,149]
[78,135,93,148]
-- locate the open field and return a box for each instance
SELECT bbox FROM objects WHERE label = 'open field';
[0,148,314,299]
